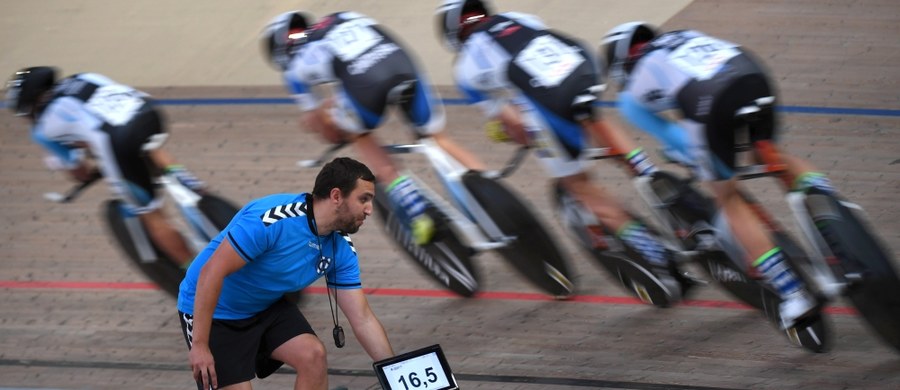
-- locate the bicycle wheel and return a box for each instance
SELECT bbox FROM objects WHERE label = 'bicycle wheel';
[103,200,184,298]
[695,247,830,353]
[806,190,900,353]
[463,172,574,298]
[197,194,241,230]
[373,184,480,297]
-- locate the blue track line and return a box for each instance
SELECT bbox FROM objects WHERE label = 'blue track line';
[158,97,900,117]
[3,98,898,117]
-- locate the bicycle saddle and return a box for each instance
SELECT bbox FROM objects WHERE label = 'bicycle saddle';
[571,84,605,121]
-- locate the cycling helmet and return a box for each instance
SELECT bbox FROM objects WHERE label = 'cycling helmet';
[600,22,657,88]
[5,66,57,117]
[261,11,314,70]
[436,0,493,51]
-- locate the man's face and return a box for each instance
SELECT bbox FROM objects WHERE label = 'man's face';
[335,179,375,234]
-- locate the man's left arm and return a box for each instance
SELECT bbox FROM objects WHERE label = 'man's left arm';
[336,288,394,361]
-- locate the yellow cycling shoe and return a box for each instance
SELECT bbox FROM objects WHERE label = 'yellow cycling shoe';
[410,213,436,245]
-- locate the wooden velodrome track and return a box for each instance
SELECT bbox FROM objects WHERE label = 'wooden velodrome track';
[1,1,898,389]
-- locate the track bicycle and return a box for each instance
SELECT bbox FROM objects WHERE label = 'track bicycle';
[623,96,898,353]
[301,138,574,298]
[545,143,834,351]
[44,136,241,299]
[660,96,898,353]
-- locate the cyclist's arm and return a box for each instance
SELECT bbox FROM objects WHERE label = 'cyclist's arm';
[189,239,247,390]
[617,91,692,158]
[336,288,393,361]
[32,103,109,184]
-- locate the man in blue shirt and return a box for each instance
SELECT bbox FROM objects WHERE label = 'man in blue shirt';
[177,157,393,390]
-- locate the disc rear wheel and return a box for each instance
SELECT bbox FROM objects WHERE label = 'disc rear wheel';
[806,191,900,353]
[465,172,574,298]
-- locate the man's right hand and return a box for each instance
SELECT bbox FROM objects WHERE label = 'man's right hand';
[189,343,218,390]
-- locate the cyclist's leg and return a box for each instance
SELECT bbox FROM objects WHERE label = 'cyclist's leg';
[138,210,194,267]
[705,79,815,327]
[780,154,836,194]
[333,78,436,245]
[522,100,680,295]
[583,117,658,177]
[398,74,486,171]
[745,96,836,194]
[112,108,195,267]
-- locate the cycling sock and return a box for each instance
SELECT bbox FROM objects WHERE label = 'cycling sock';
[386,176,427,220]
[793,172,835,194]
[165,165,205,191]
[752,247,803,299]
[625,148,658,177]
[617,221,668,267]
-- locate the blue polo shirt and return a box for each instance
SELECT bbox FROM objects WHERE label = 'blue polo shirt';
[177,193,362,319]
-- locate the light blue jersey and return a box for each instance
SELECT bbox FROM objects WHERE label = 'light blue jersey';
[177,193,361,320]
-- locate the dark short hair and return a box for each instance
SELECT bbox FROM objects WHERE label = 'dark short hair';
[312,157,375,199]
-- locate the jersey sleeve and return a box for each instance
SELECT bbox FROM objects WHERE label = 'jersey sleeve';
[225,207,272,263]
[284,42,336,111]
[328,232,362,289]
[31,99,92,166]
[31,128,80,169]
[454,37,509,118]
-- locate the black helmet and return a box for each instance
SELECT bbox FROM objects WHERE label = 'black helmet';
[5,66,57,116]
[436,0,493,51]
[261,11,314,70]
[600,22,657,88]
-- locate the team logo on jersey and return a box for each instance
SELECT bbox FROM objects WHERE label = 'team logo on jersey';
[260,202,307,226]
[348,42,398,75]
[316,255,333,275]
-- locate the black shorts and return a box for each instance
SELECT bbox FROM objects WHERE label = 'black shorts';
[705,73,776,175]
[178,298,316,387]
[105,101,166,202]
[676,54,777,178]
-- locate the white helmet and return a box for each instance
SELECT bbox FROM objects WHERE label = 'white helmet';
[435,0,493,51]
[600,22,657,88]
[261,11,314,70]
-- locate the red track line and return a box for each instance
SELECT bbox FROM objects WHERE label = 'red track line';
[0,280,857,315]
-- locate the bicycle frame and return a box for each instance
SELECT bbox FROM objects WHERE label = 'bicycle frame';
[735,141,856,300]
[383,138,510,252]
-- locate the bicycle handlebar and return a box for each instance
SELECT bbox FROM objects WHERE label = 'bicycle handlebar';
[43,170,103,203]
[297,142,349,168]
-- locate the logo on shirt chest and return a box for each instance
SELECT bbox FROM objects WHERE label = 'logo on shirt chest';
[316,254,333,275]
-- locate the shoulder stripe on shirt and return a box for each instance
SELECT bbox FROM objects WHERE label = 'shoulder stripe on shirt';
[338,231,357,254]
[260,201,307,226]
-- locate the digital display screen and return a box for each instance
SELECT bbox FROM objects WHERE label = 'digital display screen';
[373,345,457,390]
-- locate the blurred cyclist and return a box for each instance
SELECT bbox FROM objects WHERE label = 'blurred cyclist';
[5,67,206,268]
[600,23,834,328]
[434,0,687,303]
[261,10,485,246]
